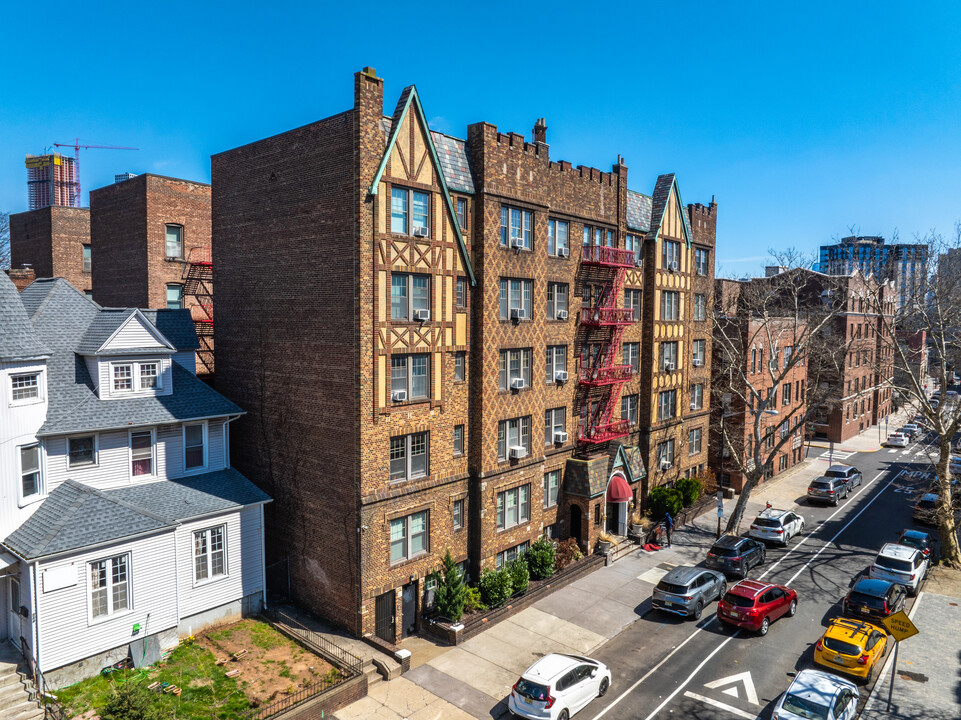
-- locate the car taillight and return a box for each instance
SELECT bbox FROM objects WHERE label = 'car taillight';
[545,693,556,709]
[807,488,814,492]
[750,524,758,530]
[684,596,692,601]
[732,556,742,562]
[827,490,835,495]
[910,574,916,581]
[857,655,868,665]
[707,552,716,557]
[883,601,889,614]
[775,529,784,534]
[815,640,823,651]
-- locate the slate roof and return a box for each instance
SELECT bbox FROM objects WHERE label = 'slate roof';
[431,132,475,194]
[4,470,270,560]
[649,173,694,246]
[142,309,200,351]
[0,273,50,361]
[626,190,652,233]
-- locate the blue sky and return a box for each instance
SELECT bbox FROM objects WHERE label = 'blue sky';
[3,1,960,277]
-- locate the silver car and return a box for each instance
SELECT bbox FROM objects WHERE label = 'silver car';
[824,464,862,491]
[652,566,726,620]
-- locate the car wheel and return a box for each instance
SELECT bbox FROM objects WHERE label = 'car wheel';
[718,581,727,600]
[787,598,798,616]
[758,616,770,636]
[558,711,570,720]
[832,497,839,507]
[598,677,609,697]
[759,548,767,565]
[692,601,703,620]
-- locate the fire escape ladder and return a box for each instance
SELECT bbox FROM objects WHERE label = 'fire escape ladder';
[182,247,214,376]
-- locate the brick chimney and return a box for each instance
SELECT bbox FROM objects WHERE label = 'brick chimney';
[7,266,36,291]
[533,118,547,145]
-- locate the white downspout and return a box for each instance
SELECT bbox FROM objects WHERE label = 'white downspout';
[30,562,40,672]
[260,504,267,611]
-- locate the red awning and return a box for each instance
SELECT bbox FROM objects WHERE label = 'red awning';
[606,473,632,503]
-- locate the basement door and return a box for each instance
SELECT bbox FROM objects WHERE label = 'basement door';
[375,590,396,643]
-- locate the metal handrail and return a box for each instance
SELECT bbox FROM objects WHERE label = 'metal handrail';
[19,638,64,720]
[581,245,636,267]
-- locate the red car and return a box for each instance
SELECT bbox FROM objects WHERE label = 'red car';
[716,579,798,635]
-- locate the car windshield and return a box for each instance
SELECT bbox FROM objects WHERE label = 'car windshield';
[657,580,689,595]
[900,536,924,550]
[723,592,755,607]
[515,679,549,701]
[823,636,861,656]
[711,546,740,557]
[848,592,884,609]
[875,556,912,572]
[782,693,829,720]
[754,518,781,528]
[825,469,849,478]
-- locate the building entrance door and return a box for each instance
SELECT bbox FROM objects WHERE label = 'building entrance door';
[7,577,21,649]
[375,590,396,643]
[569,505,583,548]
[401,582,417,639]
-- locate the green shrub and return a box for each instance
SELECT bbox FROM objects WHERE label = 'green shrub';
[525,536,556,580]
[434,550,468,622]
[507,558,530,595]
[101,681,168,720]
[676,477,703,507]
[648,486,683,519]
[463,586,487,614]
[478,567,513,608]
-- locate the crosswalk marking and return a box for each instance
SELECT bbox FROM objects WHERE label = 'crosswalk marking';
[818,449,856,461]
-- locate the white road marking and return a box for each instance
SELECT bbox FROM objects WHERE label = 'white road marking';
[704,671,759,705]
[682,691,756,720]
[888,449,898,453]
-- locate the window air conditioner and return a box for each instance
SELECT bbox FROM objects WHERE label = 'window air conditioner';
[510,308,526,322]
[669,260,679,272]
[556,309,569,320]
[554,430,569,444]
[414,309,431,322]
[634,257,642,267]
[392,390,408,402]
[509,445,528,460]
[664,362,675,372]
[693,359,704,367]
[510,377,526,391]
[690,402,698,410]
[659,459,672,470]
[557,247,570,258]
[510,237,525,250]
[554,370,569,383]
[413,227,429,238]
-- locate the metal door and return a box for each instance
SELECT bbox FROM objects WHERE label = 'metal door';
[401,582,417,638]
[7,577,21,649]
[375,590,395,643]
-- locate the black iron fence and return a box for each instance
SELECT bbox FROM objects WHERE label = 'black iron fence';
[19,638,65,720]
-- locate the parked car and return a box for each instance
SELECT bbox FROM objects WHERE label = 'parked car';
[652,566,726,620]
[814,617,889,682]
[898,425,918,440]
[772,669,859,720]
[749,508,805,546]
[885,432,908,448]
[949,455,961,475]
[716,579,797,635]
[841,577,907,622]
[868,543,929,596]
[947,390,958,398]
[705,536,766,578]
[913,493,939,524]
[897,529,936,561]
[508,653,612,720]
[824,464,863,491]
[808,476,850,506]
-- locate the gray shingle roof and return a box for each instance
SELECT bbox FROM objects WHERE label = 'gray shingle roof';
[75,309,138,354]
[142,309,200,351]
[626,190,652,233]
[3,470,270,560]
[649,173,694,245]
[17,278,61,318]
[0,273,50,361]
[431,132,475,194]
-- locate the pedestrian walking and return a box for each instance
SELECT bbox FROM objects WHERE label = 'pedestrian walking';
[663,512,674,547]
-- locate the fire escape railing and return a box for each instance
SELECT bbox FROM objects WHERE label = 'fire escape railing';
[182,247,214,376]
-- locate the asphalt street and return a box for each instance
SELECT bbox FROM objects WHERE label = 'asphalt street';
[582,430,943,720]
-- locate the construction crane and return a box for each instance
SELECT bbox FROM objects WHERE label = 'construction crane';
[53,139,138,207]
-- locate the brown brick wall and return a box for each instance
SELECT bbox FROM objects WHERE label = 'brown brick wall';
[10,206,91,293]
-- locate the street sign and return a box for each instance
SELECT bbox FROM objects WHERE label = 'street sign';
[882,610,919,641]
[717,508,724,518]
[716,491,724,511]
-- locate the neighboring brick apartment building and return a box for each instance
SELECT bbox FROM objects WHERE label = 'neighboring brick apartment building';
[9,206,92,297]
[212,68,717,644]
[89,173,214,375]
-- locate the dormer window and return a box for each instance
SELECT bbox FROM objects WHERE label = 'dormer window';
[140,363,159,389]
[112,361,163,393]
[113,365,133,392]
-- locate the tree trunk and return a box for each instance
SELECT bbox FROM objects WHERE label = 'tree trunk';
[724,468,763,535]
[936,438,961,568]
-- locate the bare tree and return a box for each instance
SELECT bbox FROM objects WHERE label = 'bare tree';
[713,250,853,533]
[868,227,961,568]
[0,211,10,269]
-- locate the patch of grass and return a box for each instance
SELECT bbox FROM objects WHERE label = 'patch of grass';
[277,661,292,679]
[246,619,290,651]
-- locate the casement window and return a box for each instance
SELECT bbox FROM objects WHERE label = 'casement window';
[499,348,532,391]
[194,525,226,582]
[661,291,680,321]
[89,554,129,619]
[545,346,567,383]
[456,277,468,308]
[659,341,678,371]
[69,435,97,468]
[496,541,530,569]
[390,510,429,564]
[695,248,709,276]
[692,339,706,366]
[548,219,570,256]
[391,273,430,321]
[83,244,92,273]
[497,484,530,530]
[456,198,468,231]
[689,428,702,456]
[499,278,533,320]
[20,444,41,499]
[624,289,641,321]
[453,425,464,456]
[130,430,155,477]
[391,354,429,401]
[543,470,560,508]
[658,390,677,421]
[112,362,161,393]
[165,225,183,259]
[454,352,466,382]
[693,293,707,321]
[690,383,704,410]
[500,206,532,249]
[166,284,182,310]
[623,342,640,373]
[621,394,638,424]
[662,240,681,269]
[782,383,792,406]
[625,234,643,266]
[497,416,531,461]
[10,372,41,403]
[544,407,566,445]
[546,282,569,319]
[184,423,206,470]
[389,432,429,482]
[453,499,464,529]
[391,186,430,236]
[656,439,675,468]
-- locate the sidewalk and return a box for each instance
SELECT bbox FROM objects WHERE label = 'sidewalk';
[806,407,915,455]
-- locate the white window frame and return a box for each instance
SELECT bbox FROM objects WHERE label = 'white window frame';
[692,339,706,365]
[129,428,156,479]
[621,394,638,424]
[454,352,466,382]
[660,341,678,370]
[545,346,567,383]
[183,421,208,472]
[391,186,431,236]
[693,293,707,321]
[496,484,531,530]
[690,383,704,410]
[546,282,569,319]
[165,224,184,259]
[499,348,532,391]
[662,240,681,268]
[453,425,464,456]
[391,354,430,401]
[544,407,566,445]
[19,442,43,505]
[496,541,530,569]
[543,470,560,508]
[82,244,92,273]
[166,284,183,310]
[390,273,431,322]
[548,219,569,256]
[500,206,533,250]
[661,290,680,321]
[656,439,675,466]
[390,510,429,564]
[624,289,641,321]
[695,248,709,276]
[658,389,677,421]
[10,371,43,405]
[88,553,131,623]
[499,278,533,320]
[111,361,163,394]
[68,434,99,469]
[389,432,429,482]
[689,427,702,456]
[497,416,532,461]
[193,525,228,585]
[452,499,464,529]
[623,343,640,373]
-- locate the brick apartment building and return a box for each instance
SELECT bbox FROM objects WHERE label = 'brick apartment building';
[89,174,214,375]
[9,206,91,296]
[212,68,717,644]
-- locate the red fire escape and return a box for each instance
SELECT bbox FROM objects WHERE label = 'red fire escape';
[578,245,637,444]
[182,247,214,376]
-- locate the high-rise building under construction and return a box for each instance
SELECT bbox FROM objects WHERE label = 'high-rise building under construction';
[25,153,79,209]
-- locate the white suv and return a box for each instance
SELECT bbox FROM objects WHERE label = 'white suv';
[869,543,929,596]
[749,508,805,546]
[509,653,612,720]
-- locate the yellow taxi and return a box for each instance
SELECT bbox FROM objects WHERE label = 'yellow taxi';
[814,617,888,682]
